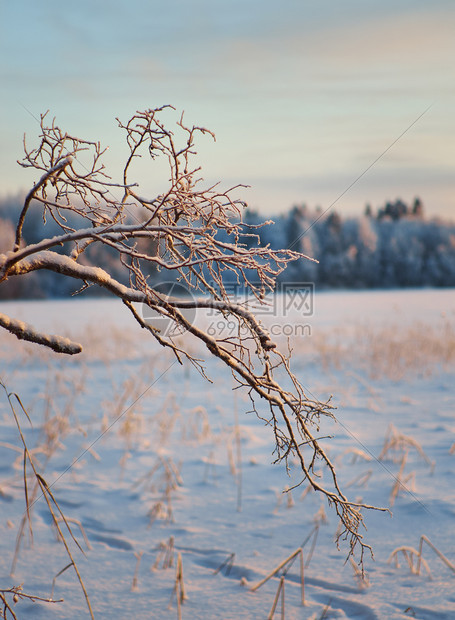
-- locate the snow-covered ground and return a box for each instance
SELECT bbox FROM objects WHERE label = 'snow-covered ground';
[1,289,454,619]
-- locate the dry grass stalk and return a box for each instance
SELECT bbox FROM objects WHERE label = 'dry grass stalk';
[147,497,174,527]
[250,547,305,606]
[318,601,332,619]
[379,424,434,469]
[339,447,373,465]
[227,442,236,476]
[11,469,39,574]
[81,444,101,461]
[312,505,328,526]
[300,484,314,501]
[154,395,180,446]
[346,470,373,489]
[301,525,320,568]
[267,575,285,620]
[388,535,455,577]
[285,486,295,509]
[0,441,23,454]
[152,537,175,570]
[8,371,85,568]
[273,486,295,513]
[1,382,94,620]
[183,406,212,442]
[213,553,235,576]
[388,546,432,577]
[131,551,144,592]
[160,456,184,487]
[169,552,186,619]
[132,456,181,527]
[133,455,181,493]
[54,517,92,550]
[389,451,411,507]
[102,373,149,451]
[417,535,455,575]
[163,537,175,570]
[51,562,73,599]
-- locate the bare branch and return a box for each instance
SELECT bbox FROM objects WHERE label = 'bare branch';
[0,312,82,354]
[14,157,73,251]
[0,106,383,565]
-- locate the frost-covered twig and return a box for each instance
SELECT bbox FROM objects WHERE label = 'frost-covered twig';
[0,584,63,620]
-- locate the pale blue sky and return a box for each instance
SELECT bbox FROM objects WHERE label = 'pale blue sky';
[1,1,454,218]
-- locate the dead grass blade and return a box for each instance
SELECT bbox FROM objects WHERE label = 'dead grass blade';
[51,562,74,599]
[169,552,186,619]
[300,525,320,568]
[214,552,235,576]
[267,575,285,620]
[250,547,305,606]
[417,535,455,575]
[1,381,94,619]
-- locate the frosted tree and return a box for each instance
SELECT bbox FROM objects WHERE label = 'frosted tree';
[0,106,379,562]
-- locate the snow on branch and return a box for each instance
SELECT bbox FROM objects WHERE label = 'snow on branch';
[0,312,82,354]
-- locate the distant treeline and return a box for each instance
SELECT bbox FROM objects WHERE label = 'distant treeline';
[241,197,455,289]
[1,194,454,299]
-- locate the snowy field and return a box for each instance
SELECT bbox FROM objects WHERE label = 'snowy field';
[1,289,455,619]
